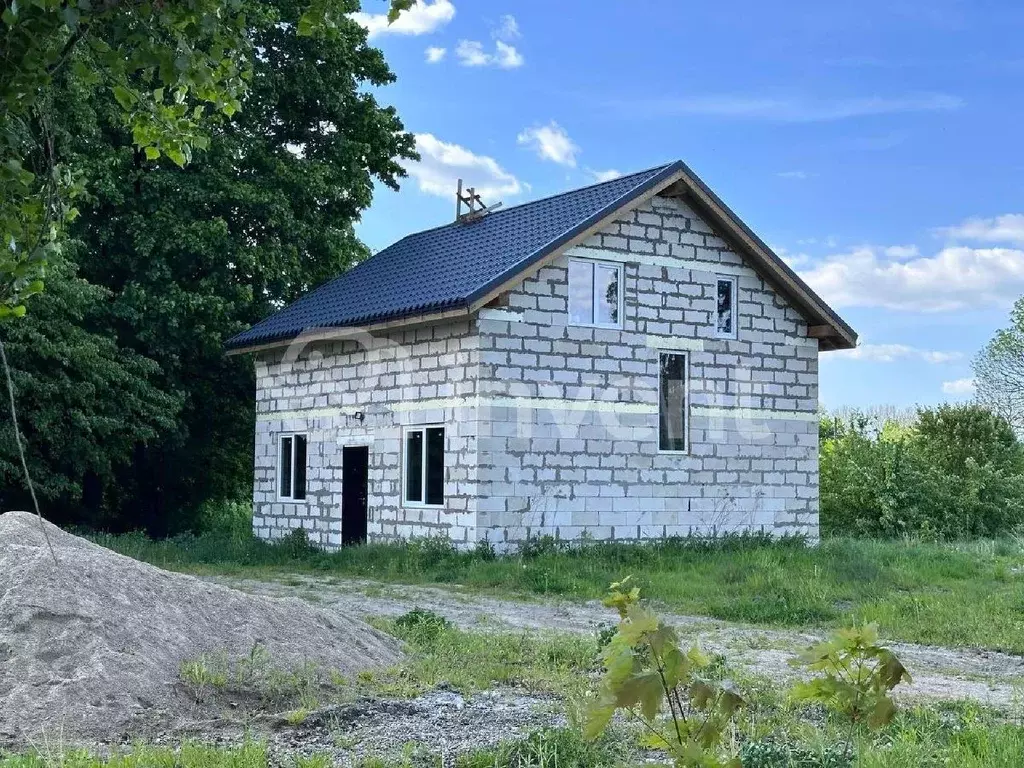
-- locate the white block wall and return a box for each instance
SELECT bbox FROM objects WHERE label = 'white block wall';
[251,194,821,547]
[252,320,482,547]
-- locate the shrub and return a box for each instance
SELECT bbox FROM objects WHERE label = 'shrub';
[790,624,911,759]
[393,608,452,643]
[820,405,1024,539]
[196,498,253,539]
[585,577,746,767]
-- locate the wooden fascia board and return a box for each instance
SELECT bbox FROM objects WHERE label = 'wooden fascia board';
[666,177,857,350]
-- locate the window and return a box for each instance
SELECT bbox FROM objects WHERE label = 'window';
[658,353,688,452]
[278,433,308,500]
[568,258,622,328]
[403,426,445,506]
[716,276,737,338]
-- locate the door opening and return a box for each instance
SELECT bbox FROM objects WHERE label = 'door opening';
[341,446,369,546]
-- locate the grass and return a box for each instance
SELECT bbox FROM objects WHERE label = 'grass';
[93,529,1024,653]
[364,610,597,698]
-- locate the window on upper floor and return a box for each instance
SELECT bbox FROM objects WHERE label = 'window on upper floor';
[568,258,623,328]
[279,433,308,500]
[658,353,688,453]
[716,276,738,338]
[403,425,445,507]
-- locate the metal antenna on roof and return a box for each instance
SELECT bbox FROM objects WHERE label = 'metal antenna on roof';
[456,178,503,223]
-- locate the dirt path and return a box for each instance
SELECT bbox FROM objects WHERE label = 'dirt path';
[212,574,1024,711]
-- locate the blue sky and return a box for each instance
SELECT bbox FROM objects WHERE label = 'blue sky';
[351,0,1024,409]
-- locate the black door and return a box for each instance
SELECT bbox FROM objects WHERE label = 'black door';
[341,446,369,546]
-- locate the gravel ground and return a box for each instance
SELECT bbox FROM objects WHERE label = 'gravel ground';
[213,574,1024,711]
[266,688,565,766]
[129,687,565,767]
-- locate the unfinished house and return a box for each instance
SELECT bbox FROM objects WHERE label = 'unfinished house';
[225,161,857,548]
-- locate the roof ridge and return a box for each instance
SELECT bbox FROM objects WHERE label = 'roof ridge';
[479,161,676,217]
[390,161,677,242]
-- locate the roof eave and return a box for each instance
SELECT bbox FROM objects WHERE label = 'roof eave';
[223,303,475,356]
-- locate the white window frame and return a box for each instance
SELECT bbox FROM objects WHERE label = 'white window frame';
[568,257,625,329]
[657,351,690,455]
[402,425,446,509]
[715,275,738,339]
[277,432,308,501]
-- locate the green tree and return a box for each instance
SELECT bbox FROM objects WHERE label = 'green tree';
[47,0,414,533]
[1,0,410,315]
[974,297,1024,435]
[915,404,1020,477]
[0,256,180,526]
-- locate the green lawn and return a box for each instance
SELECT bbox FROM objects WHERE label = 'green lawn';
[94,531,1024,653]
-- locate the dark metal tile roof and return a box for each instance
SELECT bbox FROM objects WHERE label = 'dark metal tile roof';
[225,163,680,350]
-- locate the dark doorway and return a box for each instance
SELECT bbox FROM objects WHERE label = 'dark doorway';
[341,446,369,546]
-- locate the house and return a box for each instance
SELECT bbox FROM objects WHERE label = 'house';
[225,161,857,549]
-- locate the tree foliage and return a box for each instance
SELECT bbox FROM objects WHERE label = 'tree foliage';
[974,296,1024,435]
[0,256,179,524]
[820,405,1024,539]
[0,0,414,532]
[0,0,409,315]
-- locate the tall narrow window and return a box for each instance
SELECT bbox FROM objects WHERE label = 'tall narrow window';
[659,353,688,452]
[568,258,622,328]
[279,433,308,500]
[716,276,737,338]
[404,426,445,506]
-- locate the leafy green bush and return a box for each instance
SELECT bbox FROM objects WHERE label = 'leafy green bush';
[585,577,746,767]
[196,499,253,539]
[393,608,453,643]
[789,624,911,759]
[821,405,1024,539]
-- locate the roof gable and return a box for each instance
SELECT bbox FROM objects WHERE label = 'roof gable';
[225,164,679,351]
[226,160,856,352]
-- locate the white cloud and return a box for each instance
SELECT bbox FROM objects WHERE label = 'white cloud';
[454,40,489,66]
[455,39,523,69]
[938,214,1024,246]
[590,168,622,182]
[493,14,520,40]
[830,343,962,364]
[778,170,813,179]
[883,245,920,260]
[773,246,812,270]
[402,133,522,200]
[425,46,446,63]
[351,0,455,40]
[942,377,977,396]
[612,93,963,122]
[517,121,579,167]
[495,41,524,68]
[798,245,1024,311]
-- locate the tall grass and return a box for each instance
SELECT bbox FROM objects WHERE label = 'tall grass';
[92,530,1024,653]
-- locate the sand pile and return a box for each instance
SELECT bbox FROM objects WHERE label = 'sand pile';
[0,511,401,746]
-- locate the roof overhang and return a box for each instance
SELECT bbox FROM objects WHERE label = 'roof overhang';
[224,306,474,356]
[657,168,856,351]
[227,159,856,355]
